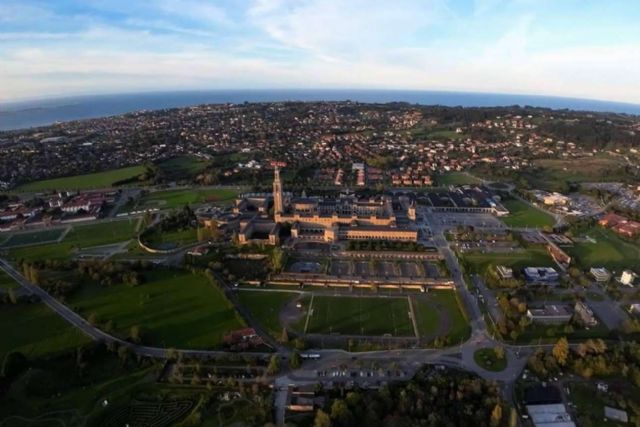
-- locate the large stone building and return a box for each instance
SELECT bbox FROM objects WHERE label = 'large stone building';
[238,165,419,244]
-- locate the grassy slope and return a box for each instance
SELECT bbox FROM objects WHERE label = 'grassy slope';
[16,165,145,192]
[501,199,555,228]
[236,290,299,337]
[9,218,140,260]
[0,302,90,360]
[68,269,244,349]
[567,227,640,270]
[306,295,414,336]
[138,188,239,210]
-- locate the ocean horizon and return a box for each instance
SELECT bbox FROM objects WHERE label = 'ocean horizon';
[1,89,639,131]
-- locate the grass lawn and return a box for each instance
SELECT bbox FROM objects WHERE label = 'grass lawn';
[16,165,145,192]
[0,228,67,248]
[8,218,140,261]
[137,188,239,210]
[305,295,414,336]
[68,269,245,349]
[461,248,555,275]
[0,269,19,291]
[143,227,198,249]
[157,156,209,180]
[235,290,299,337]
[436,172,482,186]
[412,297,440,338]
[427,290,471,343]
[473,347,507,372]
[501,199,555,228]
[567,227,640,271]
[0,302,90,360]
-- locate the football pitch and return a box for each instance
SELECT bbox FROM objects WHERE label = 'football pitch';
[304,295,415,336]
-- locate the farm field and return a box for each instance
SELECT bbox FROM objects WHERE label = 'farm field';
[0,302,90,360]
[460,248,555,275]
[0,227,67,248]
[304,295,414,336]
[435,172,482,186]
[16,165,145,192]
[135,188,240,211]
[235,290,300,337]
[67,269,244,349]
[8,218,141,260]
[501,199,555,228]
[566,227,640,271]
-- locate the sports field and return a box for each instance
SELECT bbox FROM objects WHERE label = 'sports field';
[236,290,300,337]
[436,172,482,186]
[68,269,244,349]
[567,227,640,270]
[16,165,145,192]
[0,228,66,248]
[0,302,90,360]
[9,218,141,260]
[305,295,415,336]
[423,290,471,343]
[136,188,239,210]
[501,199,555,228]
[461,248,555,274]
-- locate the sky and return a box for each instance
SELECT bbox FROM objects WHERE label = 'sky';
[1,0,639,104]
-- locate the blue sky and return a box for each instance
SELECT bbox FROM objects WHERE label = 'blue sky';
[1,0,639,103]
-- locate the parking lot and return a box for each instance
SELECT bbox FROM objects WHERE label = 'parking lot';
[431,212,505,229]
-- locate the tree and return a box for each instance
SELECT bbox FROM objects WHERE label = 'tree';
[330,399,353,425]
[1,351,28,379]
[117,345,129,365]
[267,355,280,375]
[129,325,142,343]
[494,346,505,360]
[8,288,17,304]
[270,247,285,272]
[490,403,503,427]
[552,337,569,366]
[314,409,332,427]
[290,350,302,369]
[279,327,289,344]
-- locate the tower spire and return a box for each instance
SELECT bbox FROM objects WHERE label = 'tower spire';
[271,161,286,219]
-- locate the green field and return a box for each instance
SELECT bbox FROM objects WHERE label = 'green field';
[157,156,209,180]
[305,295,414,336]
[427,290,471,343]
[412,297,440,338]
[135,188,239,211]
[567,227,640,270]
[501,199,555,228]
[0,228,67,248]
[16,165,145,192]
[142,227,198,249]
[0,302,90,360]
[435,172,482,186]
[68,269,244,349]
[235,290,300,337]
[461,248,555,275]
[8,219,140,260]
[0,269,19,291]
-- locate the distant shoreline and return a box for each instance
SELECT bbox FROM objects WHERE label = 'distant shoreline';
[1,89,639,131]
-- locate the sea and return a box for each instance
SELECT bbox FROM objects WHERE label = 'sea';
[1,89,639,131]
